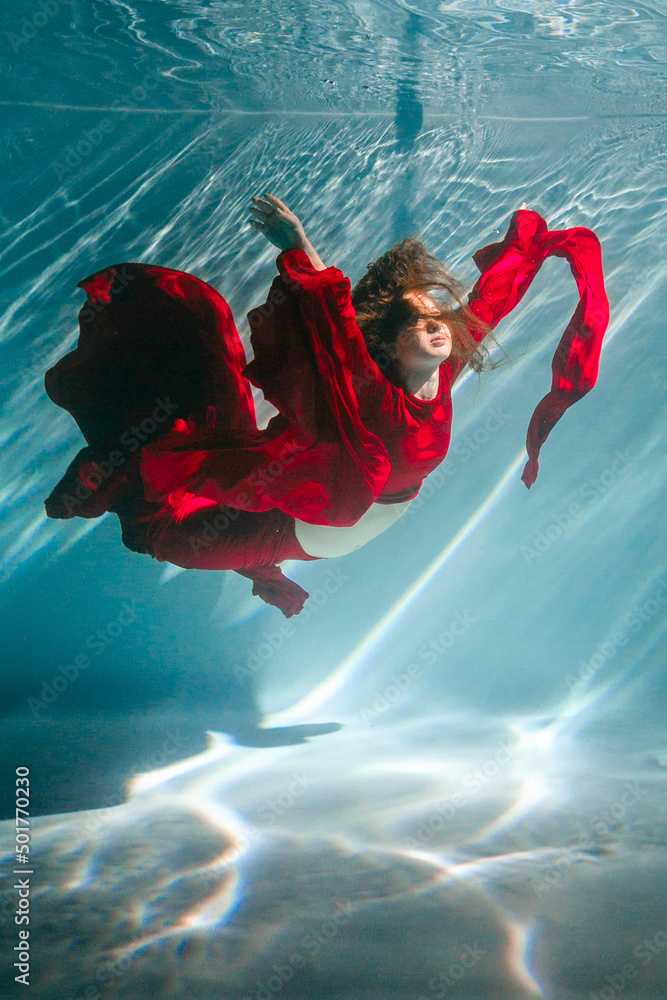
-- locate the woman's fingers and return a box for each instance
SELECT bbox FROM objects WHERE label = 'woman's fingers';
[251,195,276,215]
[251,196,273,212]
[262,192,290,212]
[249,204,270,220]
[248,192,303,251]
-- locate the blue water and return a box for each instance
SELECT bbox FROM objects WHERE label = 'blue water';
[1,1,666,997]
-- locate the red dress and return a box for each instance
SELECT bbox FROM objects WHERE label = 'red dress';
[44,209,609,615]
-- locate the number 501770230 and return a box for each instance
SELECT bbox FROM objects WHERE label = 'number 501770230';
[15,767,30,861]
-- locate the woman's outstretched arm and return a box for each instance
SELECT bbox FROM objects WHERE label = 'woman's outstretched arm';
[248,193,327,270]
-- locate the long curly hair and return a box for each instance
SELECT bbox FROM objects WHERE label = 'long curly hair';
[351,237,497,377]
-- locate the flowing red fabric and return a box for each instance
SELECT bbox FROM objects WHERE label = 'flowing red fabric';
[465,209,610,486]
[44,208,609,610]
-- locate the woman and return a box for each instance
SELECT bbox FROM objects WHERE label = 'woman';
[44,195,609,615]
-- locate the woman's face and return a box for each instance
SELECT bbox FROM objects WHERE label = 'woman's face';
[390,293,452,369]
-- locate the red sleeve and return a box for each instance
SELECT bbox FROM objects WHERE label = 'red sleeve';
[245,249,388,415]
[236,249,393,524]
[465,210,610,487]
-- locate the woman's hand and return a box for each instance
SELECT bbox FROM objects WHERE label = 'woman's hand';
[248,193,309,251]
[248,193,327,269]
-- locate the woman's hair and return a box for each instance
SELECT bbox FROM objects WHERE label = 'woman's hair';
[351,237,498,375]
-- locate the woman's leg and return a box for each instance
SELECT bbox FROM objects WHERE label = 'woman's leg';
[131,492,315,572]
[118,493,319,616]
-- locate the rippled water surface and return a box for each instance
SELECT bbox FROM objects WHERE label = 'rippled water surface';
[1,2,666,998]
